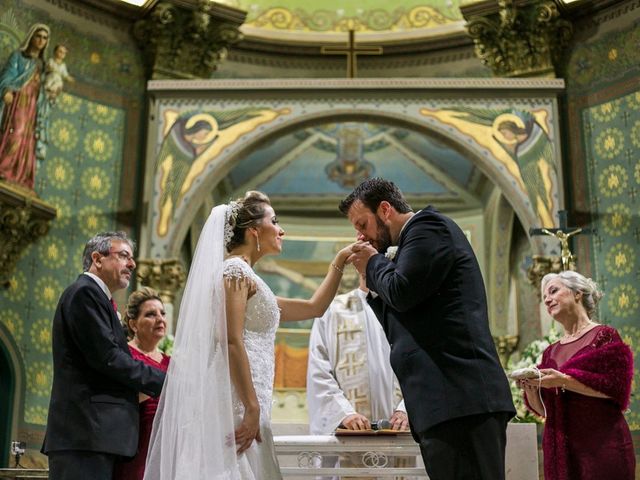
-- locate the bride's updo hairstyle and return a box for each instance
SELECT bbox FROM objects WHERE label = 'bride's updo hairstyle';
[226,190,271,253]
[541,271,603,320]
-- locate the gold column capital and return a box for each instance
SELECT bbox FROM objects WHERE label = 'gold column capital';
[136,258,186,304]
[462,0,573,78]
[0,182,56,287]
[133,0,246,80]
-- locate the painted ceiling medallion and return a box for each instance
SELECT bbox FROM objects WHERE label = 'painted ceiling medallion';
[325,125,374,189]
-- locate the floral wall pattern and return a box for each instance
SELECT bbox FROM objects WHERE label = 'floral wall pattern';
[565,9,640,461]
[581,91,640,427]
[0,0,143,465]
[1,93,125,428]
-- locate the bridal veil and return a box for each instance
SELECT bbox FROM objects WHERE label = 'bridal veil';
[144,205,240,479]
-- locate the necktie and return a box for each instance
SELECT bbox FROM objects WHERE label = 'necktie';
[110,297,118,313]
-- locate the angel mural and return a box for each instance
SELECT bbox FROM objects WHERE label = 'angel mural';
[155,107,290,236]
[420,107,558,228]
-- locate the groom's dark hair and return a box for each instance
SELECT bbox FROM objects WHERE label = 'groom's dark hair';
[339,177,412,215]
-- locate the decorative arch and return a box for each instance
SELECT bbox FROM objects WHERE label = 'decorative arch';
[142,78,565,260]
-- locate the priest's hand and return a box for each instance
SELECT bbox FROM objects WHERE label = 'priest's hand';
[340,413,371,431]
[389,410,409,431]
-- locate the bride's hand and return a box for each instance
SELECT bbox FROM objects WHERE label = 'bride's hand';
[336,242,359,267]
[235,406,261,454]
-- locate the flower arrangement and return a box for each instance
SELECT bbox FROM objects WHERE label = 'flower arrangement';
[385,246,398,260]
[158,333,175,356]
[507,326,560,422]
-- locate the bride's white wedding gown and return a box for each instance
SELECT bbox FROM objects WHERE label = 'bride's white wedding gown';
[224,257,283,480]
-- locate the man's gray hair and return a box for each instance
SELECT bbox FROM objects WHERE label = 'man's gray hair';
[82,231,135,272]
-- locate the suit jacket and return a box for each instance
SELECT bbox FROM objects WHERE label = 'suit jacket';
[42,274,166,457]
[366,206,515,437]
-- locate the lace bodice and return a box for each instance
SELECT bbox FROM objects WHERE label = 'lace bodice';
[223,257,281,421]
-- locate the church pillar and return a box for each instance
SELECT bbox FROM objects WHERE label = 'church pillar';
[0,183,56,288]
[486,189,519,366]
[461,0,573,78]
[136,258,187,333]
[133,0,246,80]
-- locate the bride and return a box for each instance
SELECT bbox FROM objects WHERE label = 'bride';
[144,191,353,479]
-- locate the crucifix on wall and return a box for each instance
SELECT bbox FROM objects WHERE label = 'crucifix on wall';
[529,210,595,271]
[320,30,383,78]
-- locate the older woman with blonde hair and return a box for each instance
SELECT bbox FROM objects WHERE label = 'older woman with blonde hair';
[114,287,170,480]
[520,270,634,479]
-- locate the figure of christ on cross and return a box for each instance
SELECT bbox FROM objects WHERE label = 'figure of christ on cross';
[529,210,594,271]
[320,30,383,78]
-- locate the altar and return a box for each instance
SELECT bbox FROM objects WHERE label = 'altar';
[273,423,538,479]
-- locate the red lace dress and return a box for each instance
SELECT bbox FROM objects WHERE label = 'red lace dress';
[537,325,635,479]
[113,347,170,480]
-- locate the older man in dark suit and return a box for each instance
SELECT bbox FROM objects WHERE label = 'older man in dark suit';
[42,232,166,480]
[340,178,515,480]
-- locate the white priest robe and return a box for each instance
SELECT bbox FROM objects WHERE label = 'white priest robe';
[307,288,405,435]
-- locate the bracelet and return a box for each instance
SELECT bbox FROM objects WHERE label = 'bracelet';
[331,262,344,274]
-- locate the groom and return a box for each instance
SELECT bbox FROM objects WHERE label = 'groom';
[339,178,515,480]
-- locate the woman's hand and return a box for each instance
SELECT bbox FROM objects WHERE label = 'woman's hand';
[234,406,261,454]
[517,379,540,393]
[335,242,358,268]
[522,368,567,389]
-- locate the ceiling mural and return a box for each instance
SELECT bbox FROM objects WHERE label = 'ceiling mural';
[144,79,564,259]
[219,0,466,39]
[228,122,479,206]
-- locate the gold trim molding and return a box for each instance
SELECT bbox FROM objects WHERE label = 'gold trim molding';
[0,182,56,287]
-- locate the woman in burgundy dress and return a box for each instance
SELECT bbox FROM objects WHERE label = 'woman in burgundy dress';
[520,271,634,480]
[114,288,170,480]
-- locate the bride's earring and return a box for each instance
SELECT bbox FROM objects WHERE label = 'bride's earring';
[256,236,261,252]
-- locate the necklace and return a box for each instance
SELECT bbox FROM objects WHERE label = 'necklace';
[132,341,160,357]
[562,321,595,341]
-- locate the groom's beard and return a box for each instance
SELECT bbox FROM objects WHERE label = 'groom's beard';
[374,216,393,253]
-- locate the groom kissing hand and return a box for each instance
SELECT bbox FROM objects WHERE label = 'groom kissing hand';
[339,178,515,480]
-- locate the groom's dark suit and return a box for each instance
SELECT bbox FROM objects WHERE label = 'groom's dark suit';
[366,206,515,479]
[42,274,165,478]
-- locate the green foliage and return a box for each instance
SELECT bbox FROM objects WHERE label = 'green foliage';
[158,333,174,356]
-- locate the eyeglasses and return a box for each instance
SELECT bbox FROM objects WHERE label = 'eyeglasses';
[108,250,134,262]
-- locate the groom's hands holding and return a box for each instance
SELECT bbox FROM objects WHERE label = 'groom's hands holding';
[348,241,378,277]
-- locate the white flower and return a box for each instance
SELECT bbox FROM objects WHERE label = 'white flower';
[385,246,398,260]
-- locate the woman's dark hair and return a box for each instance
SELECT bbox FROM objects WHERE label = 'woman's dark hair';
[226,191,271,252]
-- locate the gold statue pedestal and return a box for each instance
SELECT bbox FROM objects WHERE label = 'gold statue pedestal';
[0,181,56,287]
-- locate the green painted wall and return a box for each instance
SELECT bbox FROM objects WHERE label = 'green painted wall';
[0,0,145,466]
[563,8,640,464]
